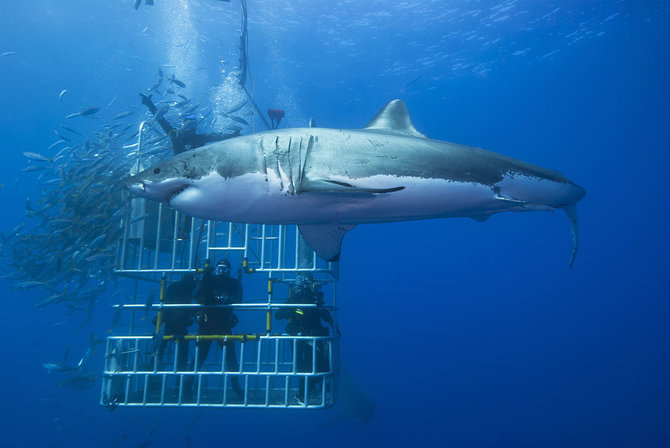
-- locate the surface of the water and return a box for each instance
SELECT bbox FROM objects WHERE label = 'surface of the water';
[0,1,668,447]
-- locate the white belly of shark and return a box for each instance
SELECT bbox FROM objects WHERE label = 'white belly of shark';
[127,100,585,266]
[170,171,499,224]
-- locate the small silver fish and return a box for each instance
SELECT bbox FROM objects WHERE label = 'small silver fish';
[23,152,52,162]
[88,233,106,249]
[128,213,150,225]
[66,107,100,119]
[43,362,78,373]
[112,110,134,120]
[14,280,47,289]
[58,373,96,390]
[225,98,248,115]
[54,130,70,142]
[59,125,81,136]
[154,105,169,120]
[168,74,186,88]
[47,140,67,150]
[227,115,250,126]
[21,165,49,172]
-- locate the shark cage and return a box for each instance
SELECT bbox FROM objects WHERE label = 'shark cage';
[102,125,340,409]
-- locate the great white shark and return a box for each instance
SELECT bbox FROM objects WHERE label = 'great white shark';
[125,100,585,265]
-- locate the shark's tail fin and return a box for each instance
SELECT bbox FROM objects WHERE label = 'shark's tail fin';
[562,204,580,269]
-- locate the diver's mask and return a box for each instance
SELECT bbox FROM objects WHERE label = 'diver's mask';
[215,264,230,276]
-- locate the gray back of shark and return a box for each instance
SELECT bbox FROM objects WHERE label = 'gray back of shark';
[126,100,585,265]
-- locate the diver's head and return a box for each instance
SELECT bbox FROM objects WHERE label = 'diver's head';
[291,283,309,298]
[182,114,197,132]
[296,272,314,286]
[216,259,231,277]
[293,273,320,297]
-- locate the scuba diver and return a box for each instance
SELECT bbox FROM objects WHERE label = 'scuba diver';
[139,93,241,155]
[276,273,339,403]
[154,273,197,372]
[189,259,244,398]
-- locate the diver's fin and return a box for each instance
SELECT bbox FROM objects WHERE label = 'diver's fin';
[301,178,404,194]
[308,118,316,127]
[364,99,427,138]
[562,204,580,269]
[298,224,356,261]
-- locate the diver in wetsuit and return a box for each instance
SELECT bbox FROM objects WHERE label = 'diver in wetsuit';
[276,273,338,403]
[192,259,244,397]
[139,93,241,155]
[154,273,196,371]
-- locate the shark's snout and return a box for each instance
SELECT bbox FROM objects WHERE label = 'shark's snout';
[123,175,165,202]
[123,172,195,204]
[123,175,149,196]
[125,180,145,194]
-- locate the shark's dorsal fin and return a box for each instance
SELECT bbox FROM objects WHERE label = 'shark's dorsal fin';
[364,99,427,138]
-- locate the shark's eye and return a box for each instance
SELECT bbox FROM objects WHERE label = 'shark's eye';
[153,168,161,174]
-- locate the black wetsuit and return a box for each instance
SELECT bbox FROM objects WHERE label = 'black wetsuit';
[168,128,233,155]
[156,276,196,371]
[276,289,334,399]
[193,270,243,396]
[140,93,240,155]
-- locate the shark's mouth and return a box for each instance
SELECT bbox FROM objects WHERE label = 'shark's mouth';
[168,184,191,203]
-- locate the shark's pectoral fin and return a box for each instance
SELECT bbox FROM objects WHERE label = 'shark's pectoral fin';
[470,214,491,222]
[495,194,525,204]
[562,204,580,269]
[298,224,357,261]
[301,178,404,195]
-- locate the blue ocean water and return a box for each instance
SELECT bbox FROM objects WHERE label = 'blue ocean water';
[0,1,668,447]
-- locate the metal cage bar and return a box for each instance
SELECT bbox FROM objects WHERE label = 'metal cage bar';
[101,335,336,408]
[107,193,340,409]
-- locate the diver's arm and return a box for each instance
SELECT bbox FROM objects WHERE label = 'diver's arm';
[320,303,340,336]
[275,295,298,320]
[139,93,178,140]
[194,267,214,305]
[232,280,243,304]
[322,309,335,328]
[139,92,158,114]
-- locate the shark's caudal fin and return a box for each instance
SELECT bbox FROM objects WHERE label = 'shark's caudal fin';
[562,204,580,269]
[298,224,356,261]
[364,99,427,138]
